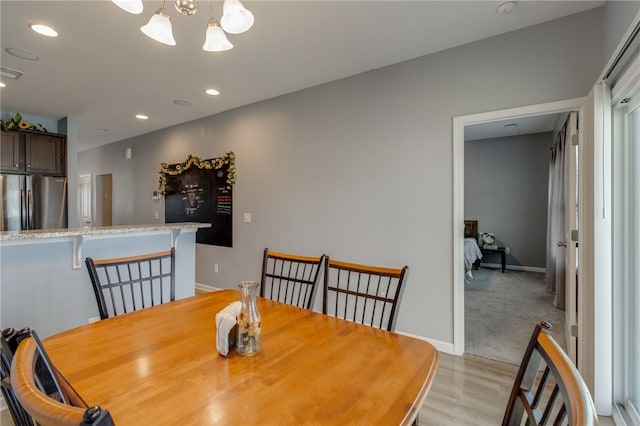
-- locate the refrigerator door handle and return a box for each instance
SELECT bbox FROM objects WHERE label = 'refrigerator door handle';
[27,189,33,230]
[20,189,27,230]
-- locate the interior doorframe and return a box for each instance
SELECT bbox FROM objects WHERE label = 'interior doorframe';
[77,174,92,227]
[452,97,586,355]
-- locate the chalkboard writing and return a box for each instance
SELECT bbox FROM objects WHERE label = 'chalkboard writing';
[217,189,232,215]
[164,162,232,247]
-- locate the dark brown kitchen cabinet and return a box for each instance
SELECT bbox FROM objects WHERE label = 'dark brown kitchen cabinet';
[0,130,66,176]
[25,133,66,175]
[0,131,21,172]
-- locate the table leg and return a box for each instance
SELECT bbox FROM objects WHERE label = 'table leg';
[500,251,506,273]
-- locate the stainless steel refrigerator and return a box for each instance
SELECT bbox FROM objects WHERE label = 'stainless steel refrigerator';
[0,174,68,231]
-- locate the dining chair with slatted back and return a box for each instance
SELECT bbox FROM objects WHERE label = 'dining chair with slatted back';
[502,321,598,426]
[85,248,176,319]
[10,329,115,426]
[1,327,35,426]
[260,248,326,309]
[323,259,409,332]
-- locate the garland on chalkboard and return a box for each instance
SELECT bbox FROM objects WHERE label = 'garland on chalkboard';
[157,151,236,195]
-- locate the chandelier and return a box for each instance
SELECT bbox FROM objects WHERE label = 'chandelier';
[112,0,254,52]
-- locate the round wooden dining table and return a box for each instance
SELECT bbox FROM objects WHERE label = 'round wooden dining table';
[35,290,439,425]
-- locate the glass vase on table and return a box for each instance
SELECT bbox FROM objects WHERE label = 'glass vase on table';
[236,280,262,356]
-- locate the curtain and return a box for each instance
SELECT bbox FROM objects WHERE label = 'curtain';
[545,120,568,310]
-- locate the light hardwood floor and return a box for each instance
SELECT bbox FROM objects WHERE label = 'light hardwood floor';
[0,351,616,425]
[420,351,518,424]
[420,351,615,425]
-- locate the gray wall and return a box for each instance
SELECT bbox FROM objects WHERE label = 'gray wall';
[604,1,640,65]
[465,132,553,269]
[78,9,604,345]
[1,229,197,338]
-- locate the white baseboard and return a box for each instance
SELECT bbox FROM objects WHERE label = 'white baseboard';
[481,263,545,273]
[516,265,545,273]
[395,330,455,354]
[195,283,223,292]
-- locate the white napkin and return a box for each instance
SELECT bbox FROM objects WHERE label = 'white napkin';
[215,301,241,356]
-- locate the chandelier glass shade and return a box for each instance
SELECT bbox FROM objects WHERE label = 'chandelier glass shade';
[113,0,144,14]
[220,0,254,34]
[203,19,233,52]
[113,0,253,52]
[140,7,176,46]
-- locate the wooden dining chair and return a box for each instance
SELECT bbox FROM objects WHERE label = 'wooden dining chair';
[502,321,598,426]
[10,329,115,426]
[85,248,175,319]
[260,248,326,309]
[323,259,409,332]
[1,327,35,426]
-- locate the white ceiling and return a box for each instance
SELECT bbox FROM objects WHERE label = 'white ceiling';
[0,1,603,151]
[465,113,563,141]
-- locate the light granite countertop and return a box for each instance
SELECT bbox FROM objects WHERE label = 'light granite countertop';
[0,222,211,242]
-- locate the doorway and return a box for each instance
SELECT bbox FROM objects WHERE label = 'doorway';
[95,174,112,227]
[452,98,585,362]
[462,114,570,364]
[78,174,92,227]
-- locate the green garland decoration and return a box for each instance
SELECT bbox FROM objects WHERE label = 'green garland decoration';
[1,112,49,132]
[157,151,236,195]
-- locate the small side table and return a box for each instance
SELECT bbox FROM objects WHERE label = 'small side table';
[480,246,506,273]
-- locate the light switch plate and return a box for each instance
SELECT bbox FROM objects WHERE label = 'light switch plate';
[243,213,252,223]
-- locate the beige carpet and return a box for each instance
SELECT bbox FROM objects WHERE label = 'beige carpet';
[464,267,566,365]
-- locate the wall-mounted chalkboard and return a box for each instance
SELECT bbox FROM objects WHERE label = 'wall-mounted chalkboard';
[164,163,232,247]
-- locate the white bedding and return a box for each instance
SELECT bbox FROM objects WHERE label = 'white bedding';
[464,237,483,281]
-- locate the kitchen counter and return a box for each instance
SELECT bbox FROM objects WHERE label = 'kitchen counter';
[0,222,208,241]
[0,222,210,338]
[0,222,210,269]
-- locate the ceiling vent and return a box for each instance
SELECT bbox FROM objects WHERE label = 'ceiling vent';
[1,66,24,80]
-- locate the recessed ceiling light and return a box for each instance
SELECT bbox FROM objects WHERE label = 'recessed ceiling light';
[0,82,6,88]
[29,23,58,37]
[5,47,40,61]
[205,89,220,96]
[135,114,149,120]
[174,99,192,107]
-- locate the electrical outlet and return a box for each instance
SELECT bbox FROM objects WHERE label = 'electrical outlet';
[214,264,219,273]
[243,213,252,223]
[154,211,159,220]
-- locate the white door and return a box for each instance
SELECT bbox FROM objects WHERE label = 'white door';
[563,111,579,363]
[78,174,92,227]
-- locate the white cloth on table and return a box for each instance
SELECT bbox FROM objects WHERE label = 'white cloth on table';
[215,301,241,356]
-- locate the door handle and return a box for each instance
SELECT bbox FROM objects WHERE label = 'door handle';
[20,189,27,229]
[27,190,32,229]
[557,241,567,247]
